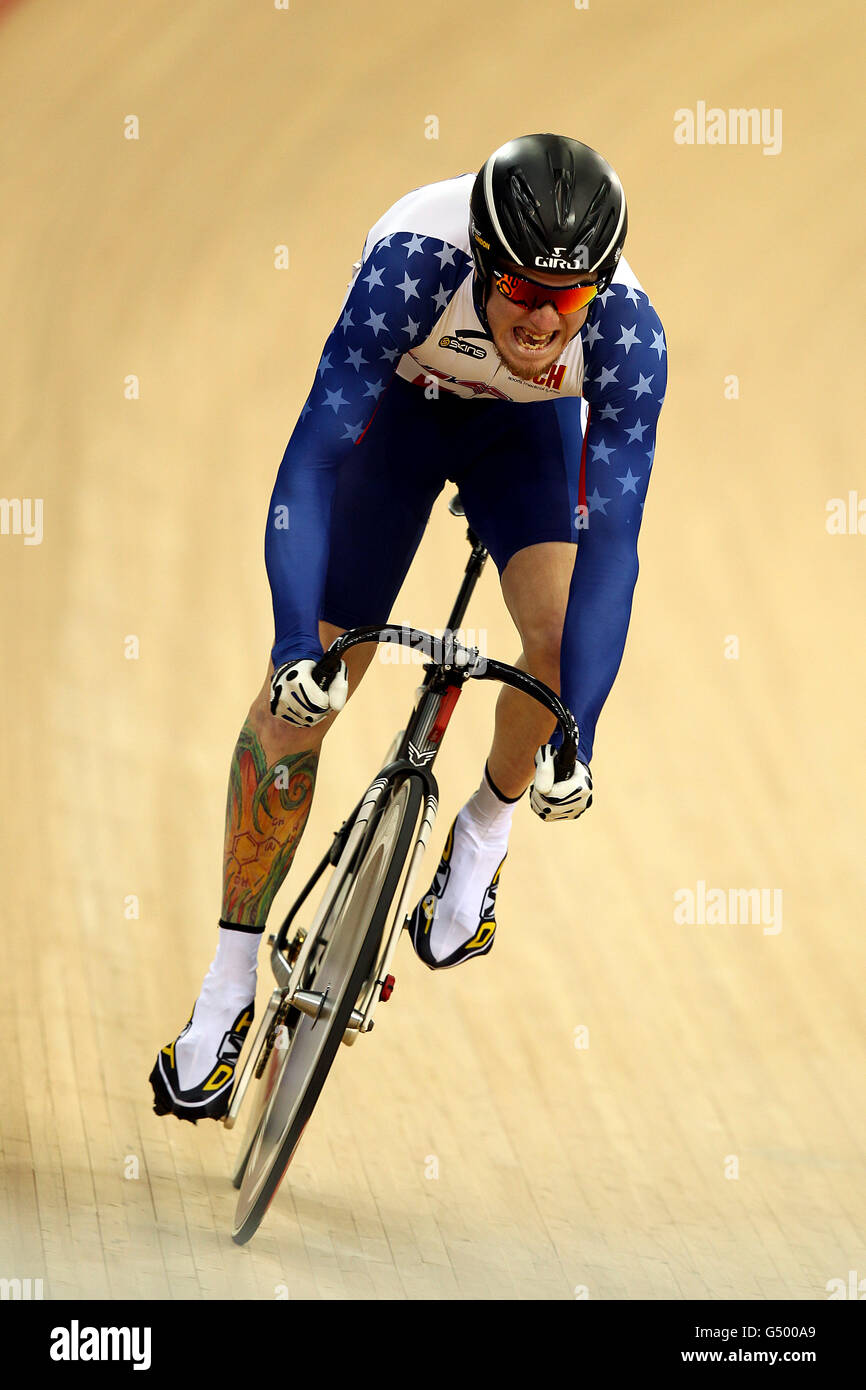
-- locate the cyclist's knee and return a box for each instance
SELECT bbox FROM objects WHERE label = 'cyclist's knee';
[247,670,329,757]
[248,631,377,756]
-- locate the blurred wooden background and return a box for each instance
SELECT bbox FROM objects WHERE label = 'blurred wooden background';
[0,0,863,1299]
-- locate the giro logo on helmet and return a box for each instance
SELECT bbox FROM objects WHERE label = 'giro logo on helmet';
[534,245,589,271]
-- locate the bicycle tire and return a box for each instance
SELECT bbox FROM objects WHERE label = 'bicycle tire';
[229,800,376,1189]
[230,773,424,1244]
[228,795,380,1190]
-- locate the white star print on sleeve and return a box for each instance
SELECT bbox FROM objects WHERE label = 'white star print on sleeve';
[265,230,472,669]
[554,282,668,763]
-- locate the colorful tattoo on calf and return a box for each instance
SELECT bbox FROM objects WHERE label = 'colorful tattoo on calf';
[221,722,318,926]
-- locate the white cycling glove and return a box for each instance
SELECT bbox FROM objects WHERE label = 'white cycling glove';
[270,658,349,728]
[530,744,593,822]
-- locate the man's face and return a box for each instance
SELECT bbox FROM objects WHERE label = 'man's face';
[485,261,596,381]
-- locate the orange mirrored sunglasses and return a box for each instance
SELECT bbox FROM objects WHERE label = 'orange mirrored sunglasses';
[491,268,598,315]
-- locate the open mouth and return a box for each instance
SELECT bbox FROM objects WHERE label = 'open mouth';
[512,326,557,353]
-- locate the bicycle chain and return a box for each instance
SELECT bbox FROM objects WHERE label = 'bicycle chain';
[254,990,293,1080]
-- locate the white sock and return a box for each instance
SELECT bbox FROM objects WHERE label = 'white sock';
[174,926,260,1090]
[463,762,523,836]
[428,766,520,962]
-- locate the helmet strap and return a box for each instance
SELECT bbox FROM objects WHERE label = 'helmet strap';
[471,270,494,336]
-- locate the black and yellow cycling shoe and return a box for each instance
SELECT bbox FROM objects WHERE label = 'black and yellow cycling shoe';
[149,1002,255,1123]
[406,815,505,970]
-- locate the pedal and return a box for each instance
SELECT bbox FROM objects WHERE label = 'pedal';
[379,974,396,1002]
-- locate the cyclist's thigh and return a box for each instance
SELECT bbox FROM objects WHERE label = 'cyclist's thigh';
[452,394,584,577]
[319,377,451,632]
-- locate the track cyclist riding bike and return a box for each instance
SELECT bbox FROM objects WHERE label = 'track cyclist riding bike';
[150,133,667,1123]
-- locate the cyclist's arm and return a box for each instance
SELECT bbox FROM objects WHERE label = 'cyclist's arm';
[265,235,471,669]
[554,285,668,764]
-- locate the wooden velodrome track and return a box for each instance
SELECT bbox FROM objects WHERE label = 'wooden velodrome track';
[1,0,863,1302]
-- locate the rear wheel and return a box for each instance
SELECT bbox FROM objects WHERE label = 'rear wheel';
[230,773,423,1244]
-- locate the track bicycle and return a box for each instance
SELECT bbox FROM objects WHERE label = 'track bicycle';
[225,493,579,1245]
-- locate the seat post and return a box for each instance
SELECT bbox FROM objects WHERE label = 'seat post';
[444,492,488,634]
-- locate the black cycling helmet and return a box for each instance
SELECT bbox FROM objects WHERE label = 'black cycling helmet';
[469,133,628,293]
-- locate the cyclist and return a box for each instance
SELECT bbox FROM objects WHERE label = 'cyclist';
[150,133,667,1122]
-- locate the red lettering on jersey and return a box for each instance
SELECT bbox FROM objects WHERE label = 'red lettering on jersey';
[531,362,566,391]
[546,363,566,391]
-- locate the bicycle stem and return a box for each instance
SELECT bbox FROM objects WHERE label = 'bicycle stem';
[310,518,579,781]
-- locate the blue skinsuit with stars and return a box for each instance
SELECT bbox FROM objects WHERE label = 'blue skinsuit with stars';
[265,175,667,765]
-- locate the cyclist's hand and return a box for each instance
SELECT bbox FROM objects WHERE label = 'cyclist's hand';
[530,745,593,822]
[270,658,349,727]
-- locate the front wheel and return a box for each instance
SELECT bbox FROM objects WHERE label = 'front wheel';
[230,773,423,1244]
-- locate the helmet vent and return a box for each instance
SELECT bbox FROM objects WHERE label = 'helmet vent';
[552,165,574,225]
[508,171,541,215]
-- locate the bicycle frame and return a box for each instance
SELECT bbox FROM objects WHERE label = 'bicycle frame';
[266,759,434,1041]
[310,510,579,784]
[265,503,580,1040]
